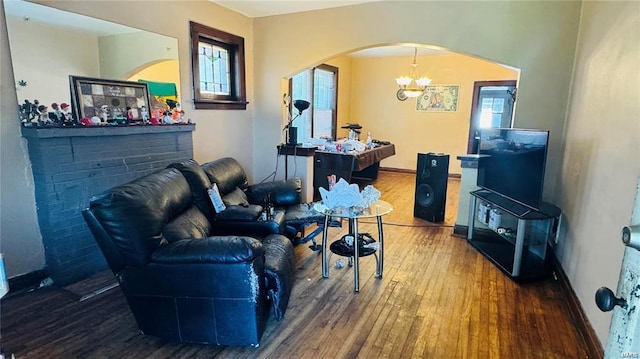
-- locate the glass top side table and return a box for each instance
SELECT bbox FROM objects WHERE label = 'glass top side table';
[314,200,393,292]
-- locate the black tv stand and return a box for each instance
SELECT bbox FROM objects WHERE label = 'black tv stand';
[467,189,561,280]
[470,191,533,217]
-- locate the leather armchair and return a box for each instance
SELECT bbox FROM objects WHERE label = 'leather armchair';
[201,157,302,208]
[82,167,295,346]
[200,157,335,244]
[170,158,303,239]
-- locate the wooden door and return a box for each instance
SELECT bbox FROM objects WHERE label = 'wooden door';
[466,80,517,154]
[603,178,640,357]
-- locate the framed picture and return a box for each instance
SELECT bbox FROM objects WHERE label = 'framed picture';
[416,85,460,112]
[69,76,151,123]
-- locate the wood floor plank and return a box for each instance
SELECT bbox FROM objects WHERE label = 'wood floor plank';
[0,171,593,359]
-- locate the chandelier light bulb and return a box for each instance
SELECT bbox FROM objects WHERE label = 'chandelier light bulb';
[395,77,412,86]
[395,47,431,99]
[416,77,432,87]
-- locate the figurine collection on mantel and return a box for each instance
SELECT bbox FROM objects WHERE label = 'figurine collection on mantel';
[19,98,188,128]
[20,99,77,127]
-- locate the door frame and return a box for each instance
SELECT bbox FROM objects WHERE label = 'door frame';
[466,80,517,154]
[288,63,339,141]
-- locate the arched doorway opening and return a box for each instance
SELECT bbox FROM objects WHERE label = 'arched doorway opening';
[284,44,520,175]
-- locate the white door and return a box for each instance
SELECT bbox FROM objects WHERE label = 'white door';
[598,177,640,358]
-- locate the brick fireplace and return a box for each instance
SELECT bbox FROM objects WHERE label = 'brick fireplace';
[21,124,195,285]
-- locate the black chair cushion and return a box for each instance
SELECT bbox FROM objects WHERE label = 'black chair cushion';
[215,205,262,221]
[246,178,302,207]
[151,236,264,264]
[167,159,215,219]
[202,158,249,195]
[223,187,250,206]
[162,206,212,243]
[88,168,193,266]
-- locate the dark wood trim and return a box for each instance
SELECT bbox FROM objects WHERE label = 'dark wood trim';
[458,199,601,357]
[453,214,604,358]
[453,224,468,237]
[190,21,247,110]
[467,80,517,153]
[380,167,415,174]
[380,167,461,178]
[316,64,339,140]
[552,255,604,359]
[7,270,48,297]
[288,64,339,140]
[193,100,248,110]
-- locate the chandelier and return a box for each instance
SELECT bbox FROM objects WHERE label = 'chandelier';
[395,47,432,100]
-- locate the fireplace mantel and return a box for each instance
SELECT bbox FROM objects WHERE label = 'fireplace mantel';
[22,124,195,284]
[21,123,195,138]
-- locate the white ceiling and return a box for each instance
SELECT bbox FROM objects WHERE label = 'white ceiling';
[348,45,450,58]
[3,0,448,58]
[3,0,138,36]
[210,1,449,57]
[212,0,382,18]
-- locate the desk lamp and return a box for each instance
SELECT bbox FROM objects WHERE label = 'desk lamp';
[284,99,310,145]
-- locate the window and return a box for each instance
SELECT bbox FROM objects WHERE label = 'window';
[467,81,517,153]
[190,22,247,110]
[290,64,338,143]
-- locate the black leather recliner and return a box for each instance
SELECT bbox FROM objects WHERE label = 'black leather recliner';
[82,166,295,346]
[167,158,287,237]
[170,158,308,239]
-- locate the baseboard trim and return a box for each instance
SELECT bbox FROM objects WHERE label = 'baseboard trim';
[380,167,461,178]
[7,269,48,295]
[453,224,468,237]
[458,226,603,357]
[552,257,604,358]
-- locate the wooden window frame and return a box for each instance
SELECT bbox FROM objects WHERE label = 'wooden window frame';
[288,64,339,140]
[190,21,248,110]
[467,80,517,153]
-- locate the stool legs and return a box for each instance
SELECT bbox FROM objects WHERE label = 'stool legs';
[376,214,384,278]
[321,214,330,278]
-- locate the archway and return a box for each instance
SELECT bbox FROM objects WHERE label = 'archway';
[282,44,520,175]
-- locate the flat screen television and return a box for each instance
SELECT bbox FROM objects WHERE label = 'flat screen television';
[476,128,549,211]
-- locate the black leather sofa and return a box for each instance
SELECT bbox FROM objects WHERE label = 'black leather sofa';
[169,158,303,238]
[171,157,329,244]
[82,161,296,346]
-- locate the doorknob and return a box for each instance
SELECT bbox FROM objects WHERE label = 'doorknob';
[621,225,640,250]
[595,287,627,312]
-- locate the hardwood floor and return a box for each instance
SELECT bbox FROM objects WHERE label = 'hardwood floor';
[0,171,591,358]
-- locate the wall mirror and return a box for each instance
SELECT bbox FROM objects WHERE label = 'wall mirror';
[4,0,181,116]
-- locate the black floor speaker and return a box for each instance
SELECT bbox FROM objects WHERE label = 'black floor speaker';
[414,153,449,222]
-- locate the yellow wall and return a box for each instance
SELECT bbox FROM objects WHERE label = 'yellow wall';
[0,0,46,279]
[253,0,581,201]
[32,0,256,172]
[556,0,640,343]
[6,14,100,106]
[0,0,254,278]
[344,53,517,174]
[98,31,179,81]
[128,59,181,100]
[7,0,637,348]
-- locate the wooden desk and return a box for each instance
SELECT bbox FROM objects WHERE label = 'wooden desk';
[313,144,396,194]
